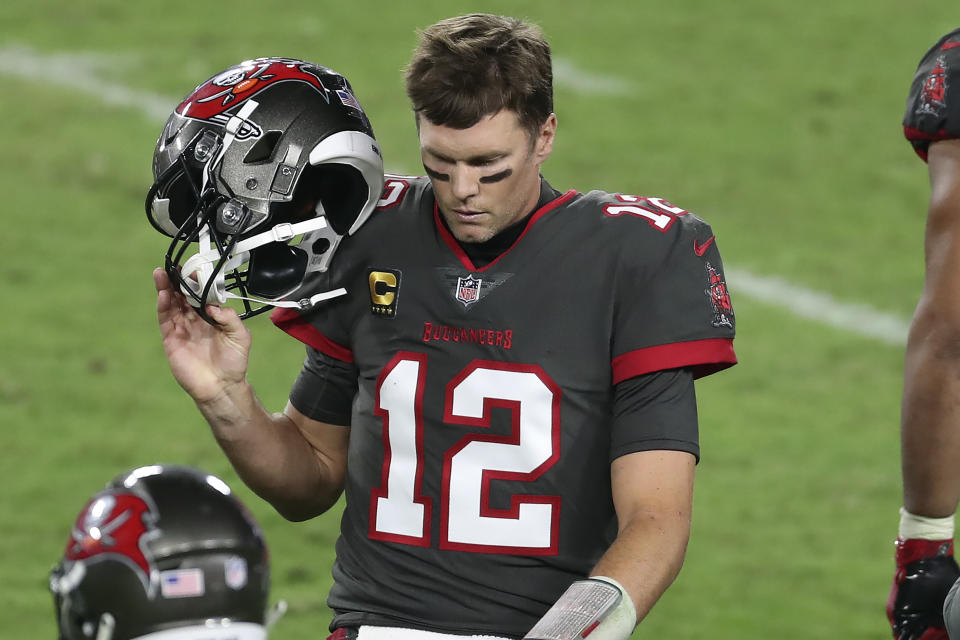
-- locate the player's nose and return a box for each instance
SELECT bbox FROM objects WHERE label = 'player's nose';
[450,165,480,201]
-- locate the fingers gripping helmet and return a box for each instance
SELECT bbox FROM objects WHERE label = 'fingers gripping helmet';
[146,58,385,322]
[50,465,273,640]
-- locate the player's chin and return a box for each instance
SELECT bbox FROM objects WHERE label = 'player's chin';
[444,218,488,242]
[452,225,495,244]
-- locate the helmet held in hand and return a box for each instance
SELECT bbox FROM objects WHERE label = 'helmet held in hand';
[146,58,384,322]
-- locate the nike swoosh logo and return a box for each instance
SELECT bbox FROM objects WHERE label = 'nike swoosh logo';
[694,236,715,256]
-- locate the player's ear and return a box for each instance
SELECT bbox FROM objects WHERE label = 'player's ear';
[533,113,557,163]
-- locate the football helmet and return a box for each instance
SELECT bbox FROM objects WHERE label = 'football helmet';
[50,465,275,640]
[145,57,384,322]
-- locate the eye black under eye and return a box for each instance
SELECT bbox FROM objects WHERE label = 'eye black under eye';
[423,165,450,182]
[479,168,512,184]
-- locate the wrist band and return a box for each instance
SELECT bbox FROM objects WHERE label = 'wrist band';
[899,507,956,540]
[523,576,636,640]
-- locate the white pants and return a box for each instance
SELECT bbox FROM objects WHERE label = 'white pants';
[357,625,512,640]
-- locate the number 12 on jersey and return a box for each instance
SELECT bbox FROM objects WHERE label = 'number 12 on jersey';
[370,353,563,554]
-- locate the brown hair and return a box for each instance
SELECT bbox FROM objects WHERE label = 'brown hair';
[404,13,553,141]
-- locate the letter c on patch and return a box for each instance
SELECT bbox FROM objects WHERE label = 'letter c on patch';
[369,271,398,306]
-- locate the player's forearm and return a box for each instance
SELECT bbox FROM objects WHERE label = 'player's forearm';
[195,381,342,520]
[901,308,960,517]
[590,508,691,623]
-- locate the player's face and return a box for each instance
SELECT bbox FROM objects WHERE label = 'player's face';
[419,110,556,244]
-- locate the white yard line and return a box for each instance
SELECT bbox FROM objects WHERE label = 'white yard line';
[0,46,175,121]
[553,58,634,95]
[1,45,912,346]
[724,268,909,346]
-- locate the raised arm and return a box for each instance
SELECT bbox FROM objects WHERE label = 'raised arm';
[154,268,348,520]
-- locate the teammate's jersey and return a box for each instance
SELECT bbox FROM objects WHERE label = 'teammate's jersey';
[271,176,737,637]
[904,27,960,160]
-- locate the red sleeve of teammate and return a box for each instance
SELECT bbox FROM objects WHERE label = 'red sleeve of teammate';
[904,28,960,161]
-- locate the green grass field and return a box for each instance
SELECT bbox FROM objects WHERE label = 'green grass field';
[1,1,956,637]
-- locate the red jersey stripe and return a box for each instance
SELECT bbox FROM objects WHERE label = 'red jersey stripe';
[270,307,354,363]
[612,338,737,383]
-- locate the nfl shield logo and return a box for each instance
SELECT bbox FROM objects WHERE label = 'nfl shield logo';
[455,275,482,307]
[224,556,248,590]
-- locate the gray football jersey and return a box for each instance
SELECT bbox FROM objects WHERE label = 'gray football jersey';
[272,175,736,637]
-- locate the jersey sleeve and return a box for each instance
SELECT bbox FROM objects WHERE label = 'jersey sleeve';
[904,28,960,161]
[271,303,354,362]
[270,253,358,362]
[288,347,358,425]
[611,367,700,462]
[611,208,736,383]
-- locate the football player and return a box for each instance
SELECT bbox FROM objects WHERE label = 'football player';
[151,16,737,640]
[50,464,280,640]
[889,27,960,640]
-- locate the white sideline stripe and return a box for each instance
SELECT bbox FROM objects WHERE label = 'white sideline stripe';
[0,46,175,121]
[553,58,634,95]
[726,268,910,346]
[0,45,912,346]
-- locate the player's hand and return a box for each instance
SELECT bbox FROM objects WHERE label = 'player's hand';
[886,537,960,640]
[154,267,252,404]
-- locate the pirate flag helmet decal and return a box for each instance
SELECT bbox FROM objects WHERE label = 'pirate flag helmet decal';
[145,57,385,322]
[50,464,278,640]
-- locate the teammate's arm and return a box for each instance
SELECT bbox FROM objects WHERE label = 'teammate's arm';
[591,449,695,622]
[888,139,960,639]
[901,139,960,519]
[155,268,348,521]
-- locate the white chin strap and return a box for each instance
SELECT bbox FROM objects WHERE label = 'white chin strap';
[179,215,346,311]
